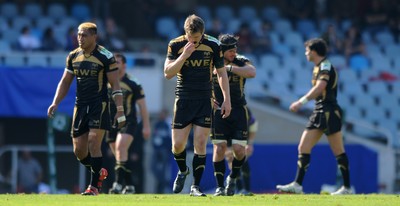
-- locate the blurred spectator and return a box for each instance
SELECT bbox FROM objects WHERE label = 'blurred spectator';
[103,17,128,51]
[151,109,172,193]
[18,26,41,51]
[17,149,43,194]
[253,20,273,56]
[321,24,344,55]
[65,26,78,51]
[208,18,224,39]
[343,25,366,59]
[41,27,62,51]
[364,0,388,36]
[235,23,253,54]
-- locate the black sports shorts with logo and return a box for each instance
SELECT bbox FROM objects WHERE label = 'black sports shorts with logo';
[172,98,213,129]
[71,100,111,137]
[211,106,248,143]
[105,120,138,143]
[306,104,343,135]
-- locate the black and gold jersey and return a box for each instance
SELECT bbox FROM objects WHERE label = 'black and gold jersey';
[66,44,118,105]
[108,74,145,122]
[213,55,250,107]
[167,34,224,99]
[312,58,338,108]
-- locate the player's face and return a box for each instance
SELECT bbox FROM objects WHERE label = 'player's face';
[224,48,237,62]
[116,56,126,77]
[77,29,96,50]
[185,32,203,47]
[305,47,313,62]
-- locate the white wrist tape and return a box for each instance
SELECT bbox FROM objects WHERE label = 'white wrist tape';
[117,116,126,123]
[299,96,309,105]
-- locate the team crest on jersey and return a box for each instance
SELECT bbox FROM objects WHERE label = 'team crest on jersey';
[91,63,98,70]
[99,47,113,59]
[321,61,331,71]
[203,51,211,58]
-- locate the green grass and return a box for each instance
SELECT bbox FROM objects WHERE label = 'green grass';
[0,194,399,206]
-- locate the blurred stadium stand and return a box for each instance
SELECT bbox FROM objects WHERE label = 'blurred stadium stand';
[1,0,400,194]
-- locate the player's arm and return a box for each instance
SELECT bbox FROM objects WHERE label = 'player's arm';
[136,98,151,139]
[47,70,74,118]
[228,62,256,78]
[215,66,231,118]
[164,42,195,79]
[107,70,126,128]
[289,79,327,112]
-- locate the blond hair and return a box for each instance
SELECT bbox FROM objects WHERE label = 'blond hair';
[78,22,97,35]
[184,14,204,35]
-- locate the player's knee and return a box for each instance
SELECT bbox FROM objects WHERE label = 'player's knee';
[214,145,226,157]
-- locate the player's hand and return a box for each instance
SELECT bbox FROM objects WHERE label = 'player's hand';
[47,104,58,118]
[289,101,302,113]
[212,99,220,109]
[113,111,126,129]
[181,42,196,59]
[246,144,254,157]
[142,126,151,140]
[220,100,231,118]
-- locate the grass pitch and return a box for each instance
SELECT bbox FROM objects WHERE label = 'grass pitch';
[0,194,398,206]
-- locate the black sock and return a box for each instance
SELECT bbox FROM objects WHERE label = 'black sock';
[79,153,92,172]
[192,154,206,186]
[173,149,187,173]
[90,157,102,188]
[115,161,129,185]
[229,156,246,179]
[213,160,225,188]
[294,153,310,185]
[124,159,133,185]
[241,160,251,191]
[336,153,351,188]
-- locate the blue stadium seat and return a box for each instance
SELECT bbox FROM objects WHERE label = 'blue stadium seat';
[12,17,32,32]
[272,44,291,57]
[259,54,280,70]
[47,3,67,20]
[339,69,358,83]
[238,6,258,23]
[370,56,392,72]
[36,17,55,30]
[383,44,400,60]
[1,29,19,46]
[329,54,347,70]
[1,3,19,19]
[367,81,389,96]
[261,6,280,22]
[296,19,317,38]
[274,19,292,35]
[349,54,370,73]
[215,5,234,24]
[341,81,364,96]
[0,40,12,53]
[23,3,43,19]
[195,6,212,21]
[375,31,395,45]
[225,18,241,34]
[155,16,179,40]
[283,31,303,48]
[71,3,91,21]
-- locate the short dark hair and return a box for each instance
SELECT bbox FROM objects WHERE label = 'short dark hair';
[304,38,328,57]
[218,34,239,52]
[114,53,126,64]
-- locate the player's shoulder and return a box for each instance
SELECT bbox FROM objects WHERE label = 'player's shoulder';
[203,34,221,46]
[96,45,114,59]
[320,59,332,71]
[68,47,81,58]
[169,35,186,45]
